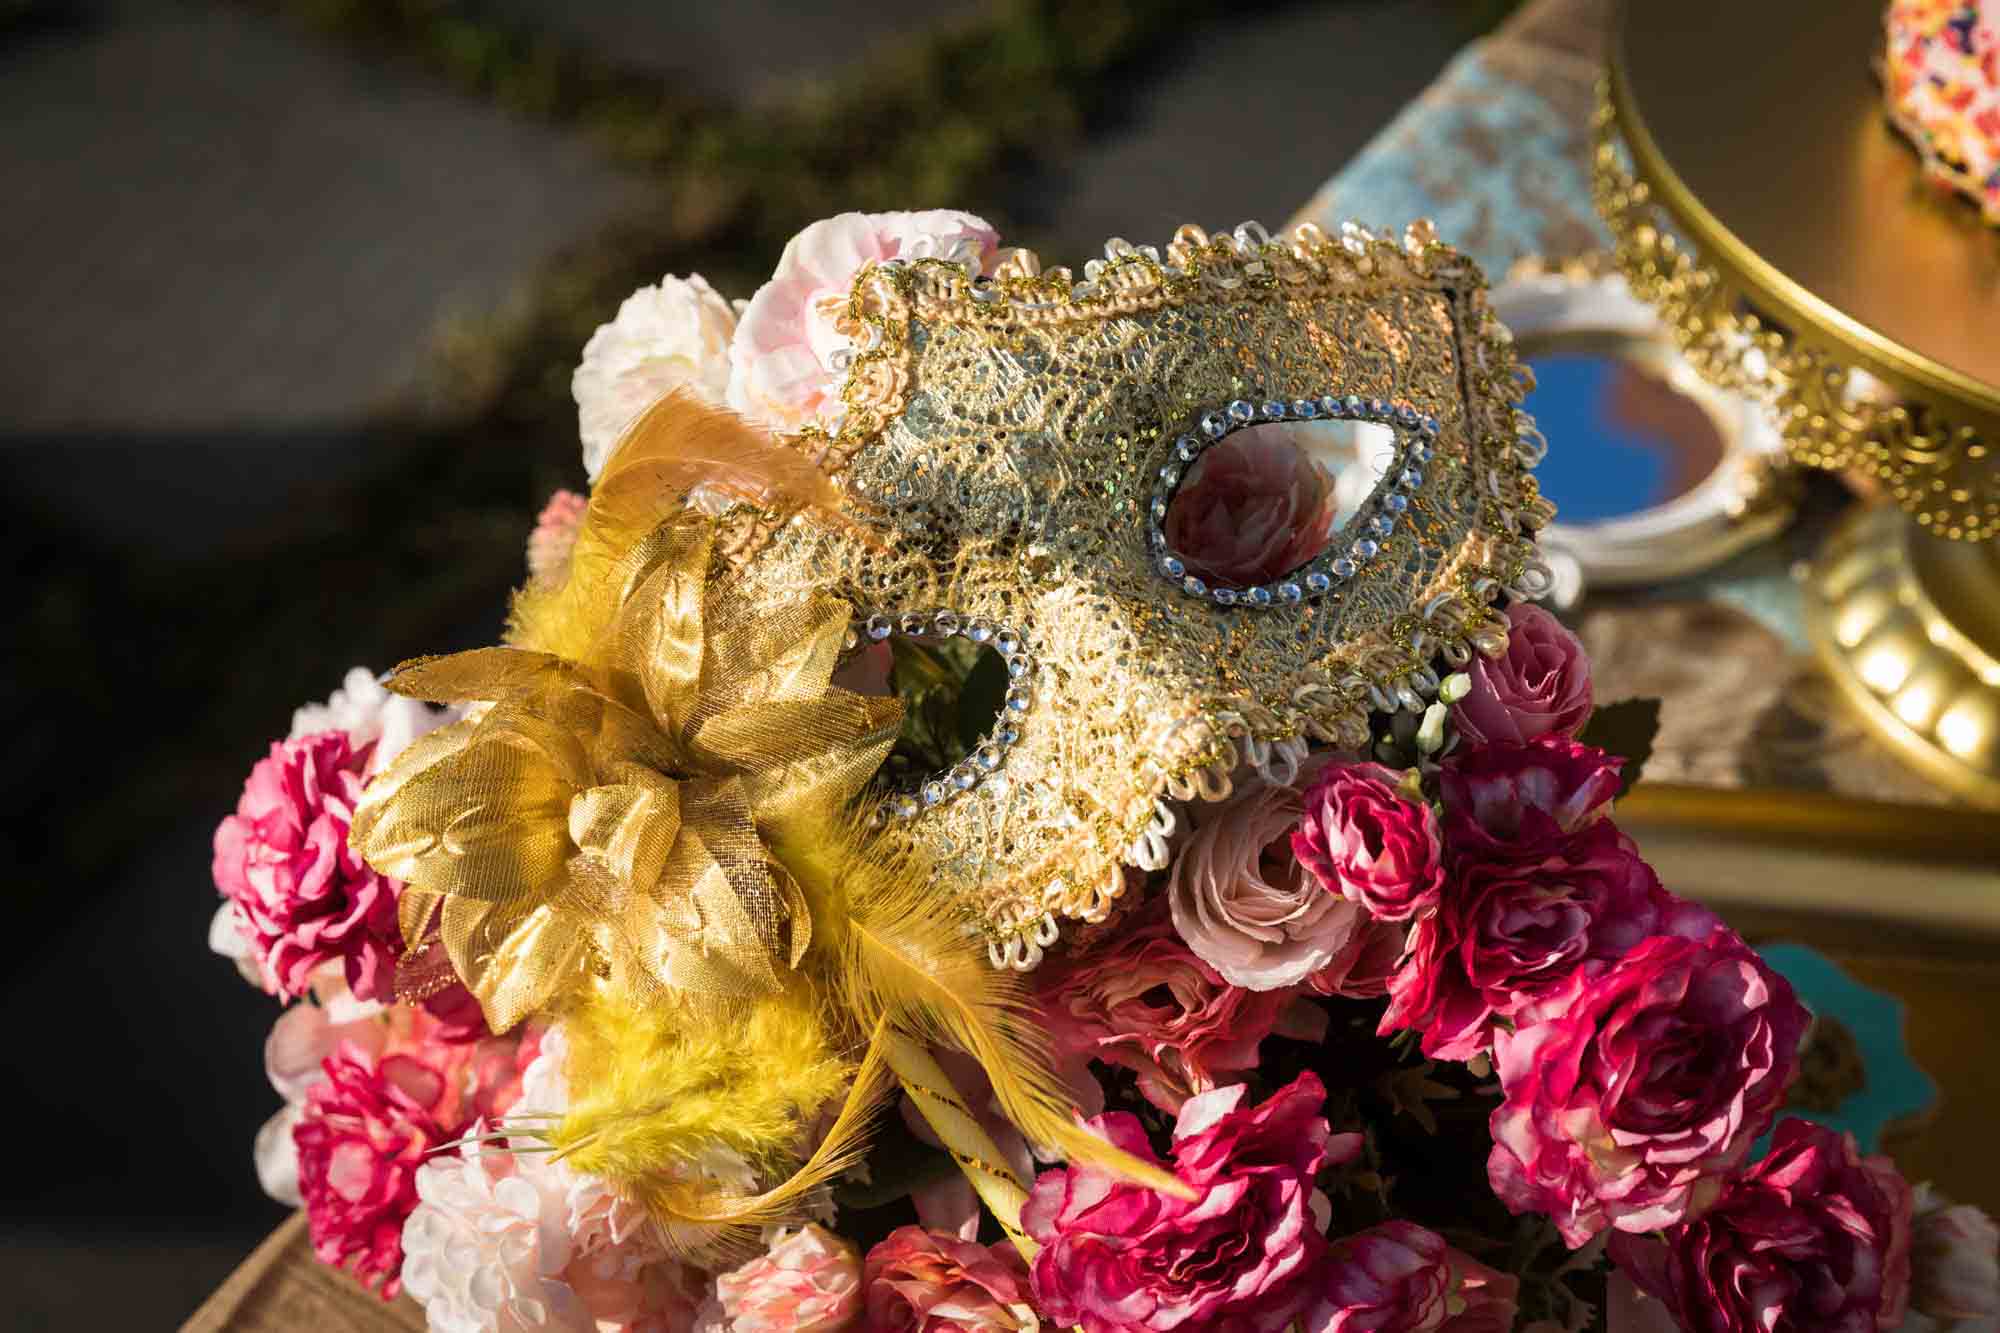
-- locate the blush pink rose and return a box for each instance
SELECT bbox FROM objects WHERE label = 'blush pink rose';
[1307,1222,1452,1333]
[707,1224,862,1333]
[293,1037,473,1298]
[728,210,999,433]
[1609,1119,1914,1333]
[1381,822,1720,1061]
[1454,603,1593,747]
[1023,1072,1349,1333]
[213,732,405,1002]
[1164,425,1339,588]
[1908,1186,2000,1321]
[1170,763,1403,991]
[1039,904,1292,1113]
[1440,737,1624,854]
[1293,762,1445,923]
[1487,930,1809,1247]
[863,1227,1038,1333]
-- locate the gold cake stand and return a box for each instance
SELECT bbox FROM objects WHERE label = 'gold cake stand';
[1594,0,2000,804]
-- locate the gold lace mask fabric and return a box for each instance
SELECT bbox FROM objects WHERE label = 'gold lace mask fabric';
[713,221,1549,967]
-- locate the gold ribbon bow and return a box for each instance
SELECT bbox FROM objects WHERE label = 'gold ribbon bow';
[350,517,900,1032]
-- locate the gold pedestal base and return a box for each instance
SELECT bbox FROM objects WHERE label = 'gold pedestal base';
[1805,505,2000,806]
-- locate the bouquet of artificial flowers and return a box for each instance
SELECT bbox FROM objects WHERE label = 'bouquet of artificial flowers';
[208,208,1999,1333]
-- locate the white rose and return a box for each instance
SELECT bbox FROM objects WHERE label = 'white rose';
[573,274,737,481]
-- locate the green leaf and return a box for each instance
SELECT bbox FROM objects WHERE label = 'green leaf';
[1578,697,1661,794]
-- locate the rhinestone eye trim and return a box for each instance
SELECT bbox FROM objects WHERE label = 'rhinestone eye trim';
[1147,395,1441,609]
[852,609,1032,821]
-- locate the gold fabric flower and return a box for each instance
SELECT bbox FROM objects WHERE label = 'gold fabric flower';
[351,516,900,1032]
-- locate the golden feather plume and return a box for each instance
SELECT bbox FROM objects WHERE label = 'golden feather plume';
[508,390,873,661]
[543,980,891,1260]
[782,814,1196,1201]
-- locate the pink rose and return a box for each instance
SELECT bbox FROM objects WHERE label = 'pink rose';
[863,1227,1038,1333]
[1170,763,1403,991]
[1039,904,1292,1113]
[527,488,587,587]
[293,1037,472,1298]
[1609,1119,1914,1333]
[1453,603,1593,747]
[1487,930,1809,1247]
[1164,425,1338,588]
[728,210,999,433]
[1440,737,1624,854]
[213,732,404,1002]
[1307,1222,1451,1333]
[1023,1072,1350,1333]
[1909,1186,2000,1321]
[708,1224,862,1333]
[1304,912,1407,1000]
[1381,822,1720,1061]
[1293,762,1446,923]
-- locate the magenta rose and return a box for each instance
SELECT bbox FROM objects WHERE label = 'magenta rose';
[1293,762,1445,922]
[1039,905,1291,1113]
[1609,1119,1914,1333]
[1307,1222,1450,1333]
[864,1226,1038,1333]
[213,732,404,1002]
[1170,763,1402,991]
[1381,821,1719,1061]
[1023,1072,1349,1333]
[1454,603,1593,747]
[1164,424,1338,588]
[1440,736,1624,854]
[293,1037,472,1297]
[1487,930,1809,1247]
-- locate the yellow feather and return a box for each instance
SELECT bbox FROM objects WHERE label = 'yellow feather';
[782,815,1196,1201]
[544,981,878,1260]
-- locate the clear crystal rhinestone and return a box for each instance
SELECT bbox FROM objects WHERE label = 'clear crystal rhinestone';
[1159,464,1181,487]
[966,618,995,643]
[1161,555,1186,579]
[1201,411,1229,438]
[1183,575,1208,597]
[1292,398,1318,419]
[1151,498,1168,521]
[1305,571,1332,592]
[1421,415,1442,436]
[1353,538,1380,559]
[1412,444,1434,464]
[1332,557,1357,578]
[865,614,893,641]
[1369,514,1395,536]
[1247,585,1273,606]
[1343,395,1365,415]
[1384,493,1409,513]
[922,781,949,806]
[1213,587,1239,606]
[1260,400,1286,421]
[952,766,979,790]
[976,746,1003,771]
[1368,398,1388,416]
[995,628,1023,656]
[1005,687,1033,714]
[1278,582,1303,603]
[1399,467,1423,488]
[900,612,927,636]
[1227,400,1255,423]
[1006,654,1032,679]
[893,794,921,819]
[1395,404,1418,426]
[1149,527,1168,550]
[1320,394,1343,416]
[932,611,962,636]
[1175,435,1201,462]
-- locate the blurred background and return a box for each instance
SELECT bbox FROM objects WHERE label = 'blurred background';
[0,0,1526,1324]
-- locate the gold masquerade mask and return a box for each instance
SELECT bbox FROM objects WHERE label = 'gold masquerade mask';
[717,220,1550,966]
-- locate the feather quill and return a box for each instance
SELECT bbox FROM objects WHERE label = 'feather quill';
[782,815,1196,1201]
